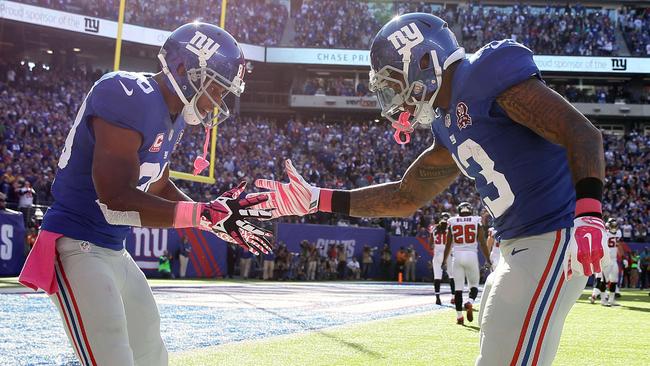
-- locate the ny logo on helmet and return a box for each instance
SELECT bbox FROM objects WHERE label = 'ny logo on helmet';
[186,31,221,62]
[387,23,424,61]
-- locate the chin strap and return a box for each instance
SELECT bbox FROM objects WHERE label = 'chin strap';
[193,127,211,175]
[392,112,414,145]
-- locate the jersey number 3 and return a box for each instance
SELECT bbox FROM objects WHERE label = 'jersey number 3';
[452,139,515,218]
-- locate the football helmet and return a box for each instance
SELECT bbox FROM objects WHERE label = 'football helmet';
[606,218,619,234]
[369,13,465,133]
[457,202,473,216]
[158,22,245,127]
[440,212,451,222]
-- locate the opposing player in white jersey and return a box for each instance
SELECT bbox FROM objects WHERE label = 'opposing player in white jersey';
[443,202,492,324]
[429,212,456,305]
[590,218,621,305]
[602,219,621,306]
[487,227,501,271]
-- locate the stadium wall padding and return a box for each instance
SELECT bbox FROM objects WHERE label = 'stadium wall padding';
[2,218,650,280]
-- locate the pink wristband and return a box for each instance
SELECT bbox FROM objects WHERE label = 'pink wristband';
[174,202,201,228]
[575,198,602,217]
[319,189,333,213]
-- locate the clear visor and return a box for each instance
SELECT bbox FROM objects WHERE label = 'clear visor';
[187,66,245,128]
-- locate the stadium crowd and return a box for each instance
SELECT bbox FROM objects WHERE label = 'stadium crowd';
[21,0,288,46]
[20,1,649,56]
[620,6,650,56]
[301,77,370,97]
[0,60,649,243]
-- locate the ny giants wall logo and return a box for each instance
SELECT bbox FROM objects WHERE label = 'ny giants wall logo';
[456,102,472,129]
[611,58,627,71]
[84,18,99,33]
[186,31,221,61]
[387,23,424,60]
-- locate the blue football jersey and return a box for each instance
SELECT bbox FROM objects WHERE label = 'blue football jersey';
[42,71,186,250]
[431,40,575,240]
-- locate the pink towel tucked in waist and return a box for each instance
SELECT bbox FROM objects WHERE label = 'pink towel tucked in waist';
[18,230,63,295]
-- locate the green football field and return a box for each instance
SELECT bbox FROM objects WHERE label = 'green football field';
[3,276,648,365]
[170,289,650,366]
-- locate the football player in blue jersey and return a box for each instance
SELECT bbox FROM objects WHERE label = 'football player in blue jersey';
[250,13,609,366]
[19,23,273,365]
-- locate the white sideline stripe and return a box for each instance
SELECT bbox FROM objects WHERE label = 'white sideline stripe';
[135,261,159,269]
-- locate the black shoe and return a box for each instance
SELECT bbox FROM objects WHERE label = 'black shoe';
[435,296,442,306]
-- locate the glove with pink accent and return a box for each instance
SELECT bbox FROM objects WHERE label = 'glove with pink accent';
[174,182,273,255]
[247,160,325,219]
[563,215,610,280]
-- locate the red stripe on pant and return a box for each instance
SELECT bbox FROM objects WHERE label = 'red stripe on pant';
[56,254,98,366]
[55,291,84,364]
[510,230,561,366]
[531,274,567,365]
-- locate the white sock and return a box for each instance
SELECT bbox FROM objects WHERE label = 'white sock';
[457,311,463,318]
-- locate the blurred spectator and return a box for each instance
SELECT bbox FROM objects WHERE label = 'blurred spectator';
[620,7,650,56]
[262,243,276,280]
[177,237,191,278]
[0,192,7,212]
[361,245,374,279]
[395,246,407,280]
[240,247,253,279]
[640,247,650,289]
[631,251,640,288]
[337,244,347,279]
[306,243,318,281]
[158,250,172,279]
[347,257,361,280]
[226,243,236,279]
[404,246,417,282]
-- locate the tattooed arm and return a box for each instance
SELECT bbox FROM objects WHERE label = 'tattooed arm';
[250,146,458,219]
[496,78,604,183]
[349,144,460,218]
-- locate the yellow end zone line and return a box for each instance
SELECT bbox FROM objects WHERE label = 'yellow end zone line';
[169,171,215,184]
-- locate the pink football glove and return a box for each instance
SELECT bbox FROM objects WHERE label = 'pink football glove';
[248,160,321,219]
[563,216,610,280]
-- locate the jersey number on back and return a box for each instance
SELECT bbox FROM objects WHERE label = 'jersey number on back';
[433,232,446,245]
[452,139,515,218]
[452,224,477,244]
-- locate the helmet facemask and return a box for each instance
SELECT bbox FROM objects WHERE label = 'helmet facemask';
[158,50,245,128]
[369,50,447,130]
[186,64,245,128]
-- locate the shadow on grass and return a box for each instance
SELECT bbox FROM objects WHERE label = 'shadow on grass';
[464,325,480,332]
[223,293,385,360]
